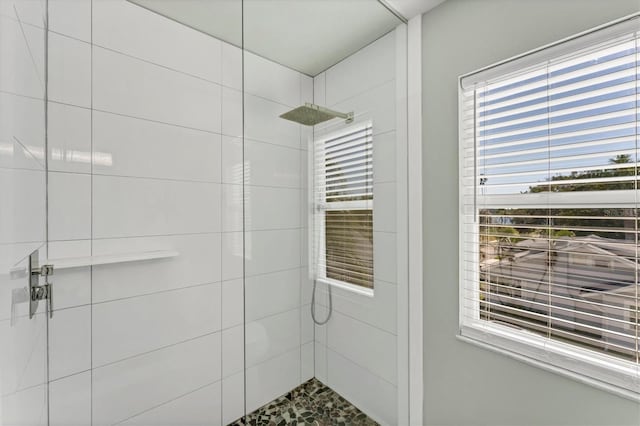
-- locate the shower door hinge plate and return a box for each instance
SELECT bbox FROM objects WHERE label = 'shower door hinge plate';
[28,250,53,319]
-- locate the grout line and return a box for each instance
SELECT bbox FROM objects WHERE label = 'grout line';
[46,101,313,154]
[244,343,303,373]
[244,304,302,328]
[309,300,398,337]
[47,230,220,241]
[94,41,307,108]
[0,380,48,399]
[93,42,221,85]
[48,368,91,384]
[90,281,222,306]
[92,329,221,371]
[50,169,312,188]
[112,379,222,426]
[46,227,308,242]
[314,342,399,389]
[0,88,45,102]
[0,164,46,174]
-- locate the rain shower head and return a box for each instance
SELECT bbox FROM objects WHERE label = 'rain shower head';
[279,103,353,126]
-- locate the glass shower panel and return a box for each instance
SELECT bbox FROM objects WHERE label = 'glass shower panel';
[0,1,48,425]
[41,0,244,424]
[242,1,407,424]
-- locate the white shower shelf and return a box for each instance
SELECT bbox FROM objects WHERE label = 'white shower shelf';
[46,250,179,270]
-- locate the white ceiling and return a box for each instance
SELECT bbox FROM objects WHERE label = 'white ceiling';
[384,0,446,20]
[130,0,404,76]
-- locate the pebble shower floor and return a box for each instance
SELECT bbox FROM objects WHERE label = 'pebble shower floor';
[231,378,378,425]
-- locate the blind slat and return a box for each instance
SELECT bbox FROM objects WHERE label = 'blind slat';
[314,122,374,290]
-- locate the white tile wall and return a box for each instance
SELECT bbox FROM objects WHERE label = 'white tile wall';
[244,52,302,107]
[245,269,301,321]
[319,280,397,335]
[326,348,397,425]
[92,175,221,238]
[0,93,45,167]
[245,186,301,231]
[93,47,222,132]
[48,172,91,241]
[325,31,395,106]
[245,229,301,276]
[245,348,301,413]
[92,283,221,367]
[0,314,47,395]
[0,0,46,29]
[47,240,91,310]
[92,111,222,182]
[92,0,222,83]
[0,383,47,426]
[47,32,91,108]
[312,29,400,425]
[327,311,397,385]
[374,231,397,284]
[121,382,222,426]
[245,308,301,367]
[221,136,243,185]
[0,168,46,245]
[0,15,45,99]
[221,232,243,281]
[49,372,91,426]
[244,139,301,188]
[222,325,244,378]
[244,94,300,148]
[48,0,91,42]
[222,43,242,90]
[373,183,397,233]
[92,233,221,302]
[92,333,222,426]
[222,372,244,425]
[47,102,91,174]
[48,306,91,380]
[222,279,244,329]
[222,87,243,138]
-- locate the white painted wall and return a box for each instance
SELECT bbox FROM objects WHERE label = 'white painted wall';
[421,0,640,425]
[45,0,310,424]
[312,30,402,426]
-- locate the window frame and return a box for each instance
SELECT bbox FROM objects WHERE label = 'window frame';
[314,121,375,297]
[457,13,640,399]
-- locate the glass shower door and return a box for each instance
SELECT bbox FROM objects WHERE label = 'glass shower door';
[0,1,49,425]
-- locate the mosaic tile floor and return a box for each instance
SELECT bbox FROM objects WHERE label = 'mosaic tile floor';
[230,378,378,426]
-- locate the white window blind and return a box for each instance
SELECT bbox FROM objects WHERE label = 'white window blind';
[459,16,640,395]
[313,122,374,290]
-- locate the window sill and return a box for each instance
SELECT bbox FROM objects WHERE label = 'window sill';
[458,324,640,403]
[316,277,375,297]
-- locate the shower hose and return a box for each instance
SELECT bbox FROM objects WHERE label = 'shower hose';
[310,280,332,325]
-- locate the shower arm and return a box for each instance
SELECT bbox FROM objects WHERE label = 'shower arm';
[304,103,354,124]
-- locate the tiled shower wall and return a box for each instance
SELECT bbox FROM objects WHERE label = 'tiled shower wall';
[312,30,402,426]
[45,1,310,424]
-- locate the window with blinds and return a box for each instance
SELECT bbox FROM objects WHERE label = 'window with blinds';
[459,16,640,394]
[314,122,374,290]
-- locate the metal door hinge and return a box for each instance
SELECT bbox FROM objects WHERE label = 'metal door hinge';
[32,264,54,277]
